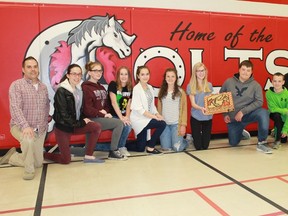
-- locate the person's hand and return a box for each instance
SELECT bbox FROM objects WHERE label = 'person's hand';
[155,113,164,121]
[281,133,287,138]
[100,109,107,115]
[83,118,92,124]
[235,111,243,122]
[224,115,231,123]
[22,127,35,139]
[201,107,207,115]
[104,113,112,118]
[121,116,131,126]
[179,125,186,136]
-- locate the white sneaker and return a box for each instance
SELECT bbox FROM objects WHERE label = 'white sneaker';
[257,141,272,154]
[118,147,131,157]
[173,141,181,152]
[242,129,251,140]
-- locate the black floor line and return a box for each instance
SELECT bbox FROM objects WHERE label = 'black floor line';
[34,164,48,216]
[184,151,288,214]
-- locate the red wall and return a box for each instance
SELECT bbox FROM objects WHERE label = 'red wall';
[1,3,288,148]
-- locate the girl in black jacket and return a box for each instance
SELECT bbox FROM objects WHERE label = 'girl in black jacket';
[44,64,104,164]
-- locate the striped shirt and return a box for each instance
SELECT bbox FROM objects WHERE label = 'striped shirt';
[161,92,180,124]
[9,78,50,134]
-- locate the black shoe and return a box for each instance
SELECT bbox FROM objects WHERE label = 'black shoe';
[146,148,163,155]
[108,150,127,161]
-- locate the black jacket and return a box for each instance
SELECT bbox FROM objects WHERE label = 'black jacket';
[53,84,85,133]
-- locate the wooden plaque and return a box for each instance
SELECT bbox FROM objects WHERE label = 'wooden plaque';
[204,92,234,115]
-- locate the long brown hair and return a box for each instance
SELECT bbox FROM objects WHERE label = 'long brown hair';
[158,68,181,101]
[115,66,133,92]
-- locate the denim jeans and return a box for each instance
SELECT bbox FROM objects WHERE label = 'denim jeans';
[160,124,188,151]
[227,108,269,146]
[118,124,132,148]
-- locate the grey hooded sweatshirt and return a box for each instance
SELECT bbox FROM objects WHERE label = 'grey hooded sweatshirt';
[219,73,263,121]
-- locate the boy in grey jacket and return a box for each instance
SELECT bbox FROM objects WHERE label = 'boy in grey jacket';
[220,60,272,154]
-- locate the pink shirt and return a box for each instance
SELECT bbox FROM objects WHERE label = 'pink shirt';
[9,78,50,134]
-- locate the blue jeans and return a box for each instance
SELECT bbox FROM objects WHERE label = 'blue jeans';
[227,108,269,146]
[118,124,132,148]
[112,116,132,148]
[160,124,188,151]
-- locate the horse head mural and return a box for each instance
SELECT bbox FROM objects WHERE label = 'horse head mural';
[25,14,136,132]
[49,14,136,90]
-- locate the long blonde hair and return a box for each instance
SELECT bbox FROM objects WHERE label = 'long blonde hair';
[189,62,211,95]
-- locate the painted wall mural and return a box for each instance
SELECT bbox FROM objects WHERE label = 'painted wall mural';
[0,3,288,148]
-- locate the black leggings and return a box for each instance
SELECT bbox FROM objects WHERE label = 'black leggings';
[270,112,287,142]
[191,117,212,150]
[135,119,166,152]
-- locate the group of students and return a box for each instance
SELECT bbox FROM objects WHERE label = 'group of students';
[0,56,287,180]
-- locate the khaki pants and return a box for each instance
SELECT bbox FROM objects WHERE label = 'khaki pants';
[9,125,46,173]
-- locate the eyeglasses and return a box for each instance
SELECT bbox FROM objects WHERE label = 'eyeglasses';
[91,69,103,73]
[69,73,82,77]
[196,69,205,73]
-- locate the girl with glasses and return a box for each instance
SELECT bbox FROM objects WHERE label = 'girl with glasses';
[44,64,104,164]
[186,62,213,150]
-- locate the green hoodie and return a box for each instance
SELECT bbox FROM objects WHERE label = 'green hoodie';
[266,87,288,134]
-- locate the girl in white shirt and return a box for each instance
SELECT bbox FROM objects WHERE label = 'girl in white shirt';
[130,66,166,154]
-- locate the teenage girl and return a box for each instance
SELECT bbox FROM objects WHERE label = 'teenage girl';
[44,64,104,164]
[157,68,188,152]
[108,66,133,156]
[82,61,127,160]
[186,62,213,150]
[130,66,166,154]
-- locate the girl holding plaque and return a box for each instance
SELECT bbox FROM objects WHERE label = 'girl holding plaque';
[186,62,213,150]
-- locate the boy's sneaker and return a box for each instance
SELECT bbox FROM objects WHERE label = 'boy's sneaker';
[118,147,131,157]
[108,150,128,161]
[241,129,251,140]
[257,141,272,154]
[272,141,281,149]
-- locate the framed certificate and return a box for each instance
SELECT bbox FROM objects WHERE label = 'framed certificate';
[204,92,234,115]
